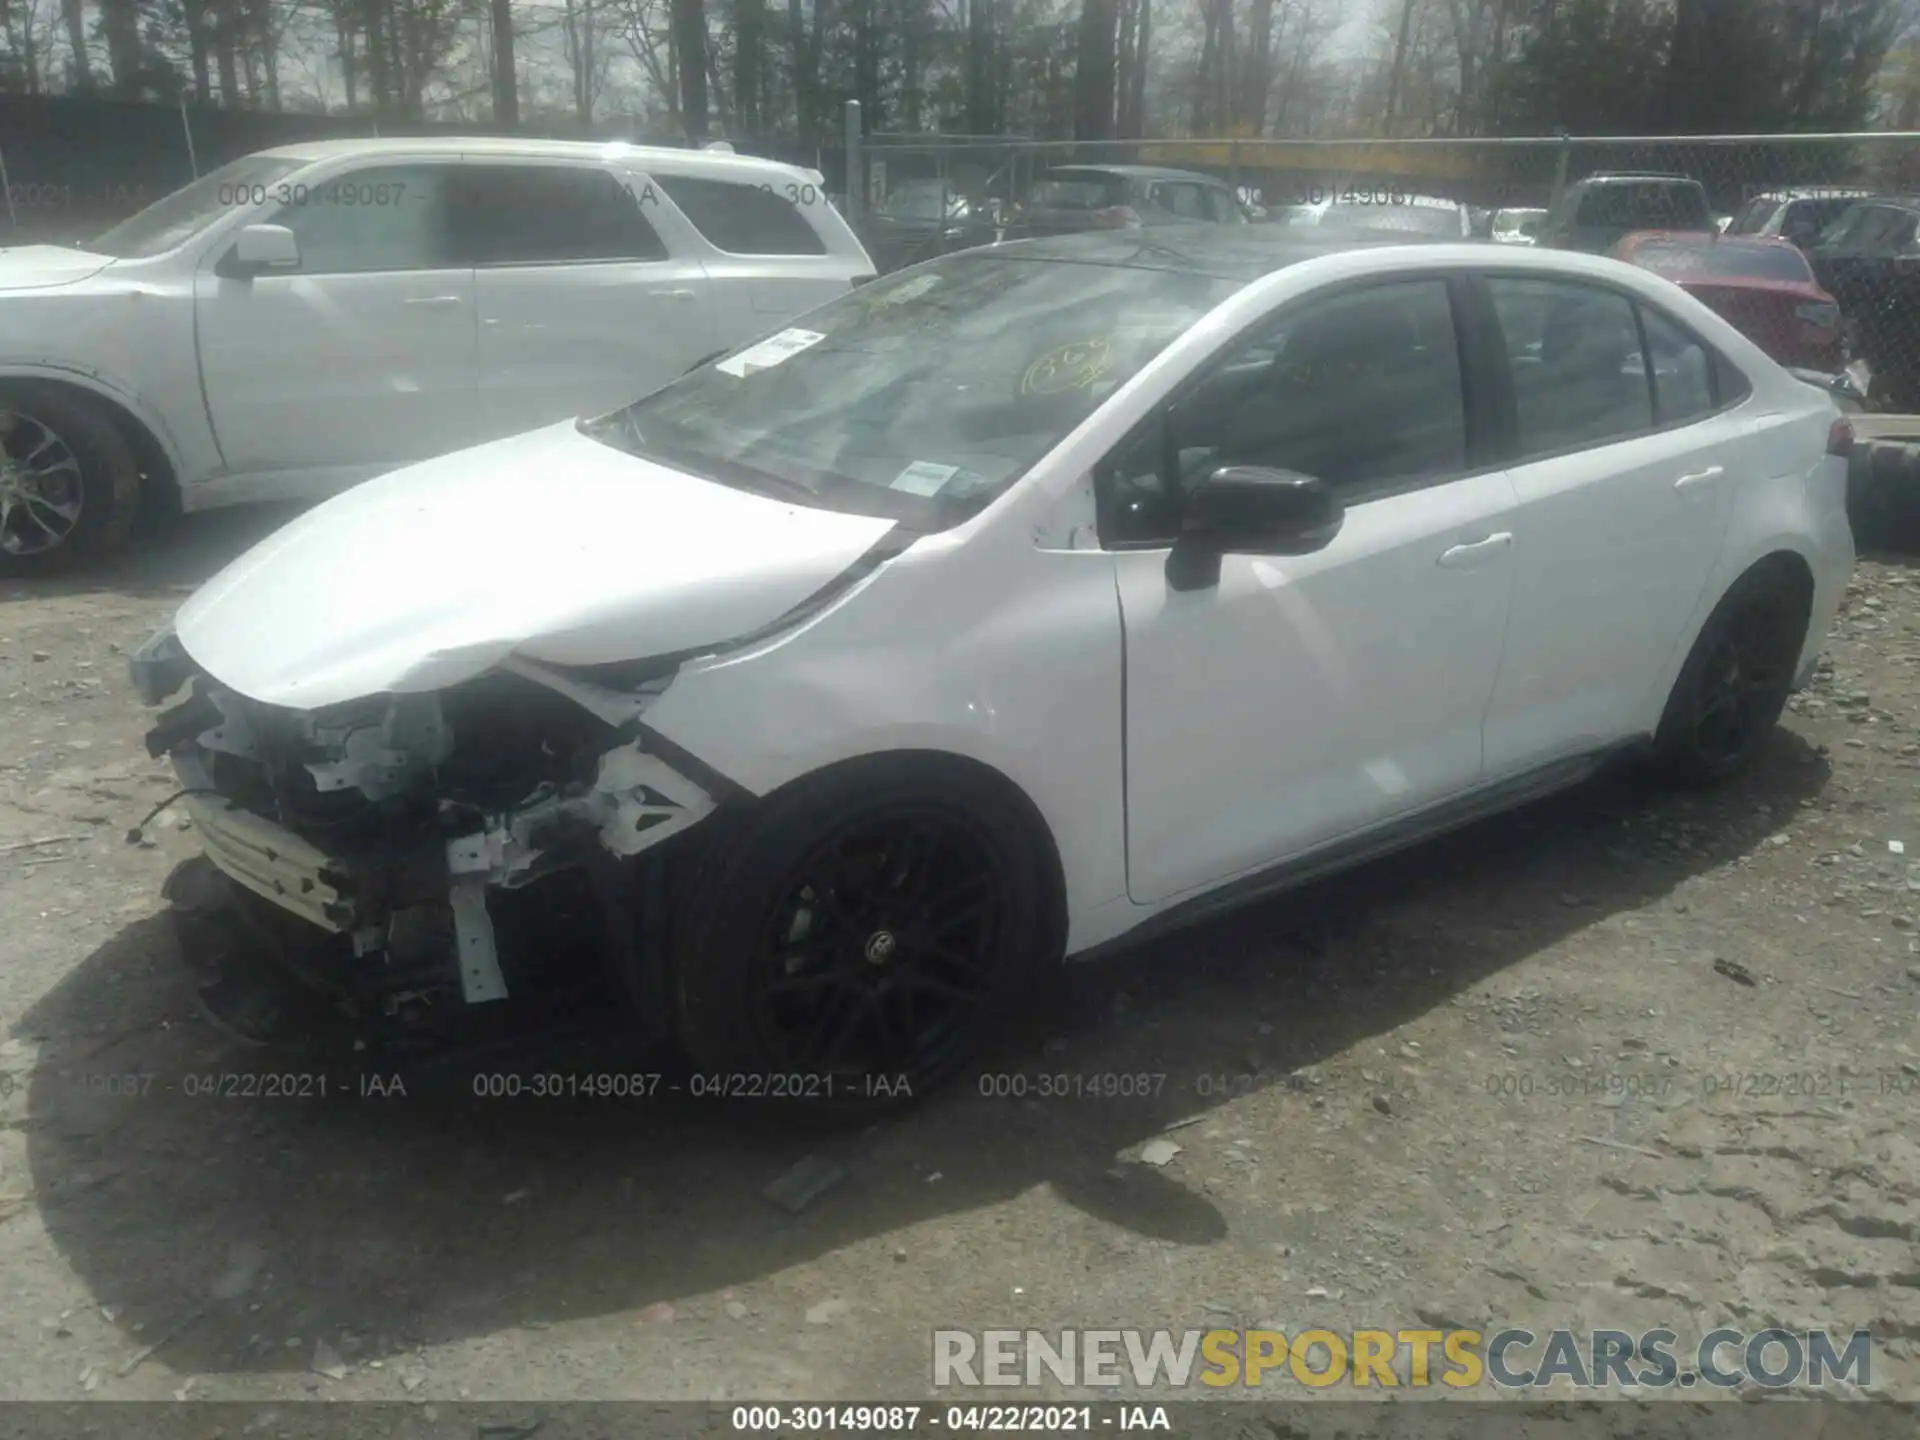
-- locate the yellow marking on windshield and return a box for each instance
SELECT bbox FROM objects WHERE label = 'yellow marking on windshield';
[1022,337,1114,396]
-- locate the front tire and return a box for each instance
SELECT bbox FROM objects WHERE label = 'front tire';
[1651,563,1810,785]
[667,757,1057,1117]
[0,384,141,577]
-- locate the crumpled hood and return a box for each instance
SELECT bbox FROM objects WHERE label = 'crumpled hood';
[0,245,115,291]
[175,421,898,710]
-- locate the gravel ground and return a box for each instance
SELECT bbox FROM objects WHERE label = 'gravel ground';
[0,508,1917,1411]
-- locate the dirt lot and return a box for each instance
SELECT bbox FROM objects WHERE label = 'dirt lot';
[0,509,1917,1410]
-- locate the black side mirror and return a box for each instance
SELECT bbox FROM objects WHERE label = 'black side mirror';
[1166,465,1344,591]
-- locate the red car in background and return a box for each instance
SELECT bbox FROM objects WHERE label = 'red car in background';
[1614,230,1844,372]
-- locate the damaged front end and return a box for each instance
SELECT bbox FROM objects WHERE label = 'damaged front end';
[130,627,719,1052]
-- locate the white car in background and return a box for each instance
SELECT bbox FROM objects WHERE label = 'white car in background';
[0,137,874,575]
[131,229,1853,1108]
[1492,206,1549,244]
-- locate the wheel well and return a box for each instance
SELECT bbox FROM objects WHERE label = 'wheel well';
[756,749,1071,960]
[1741,549,1816,630]
[0,377,179,518]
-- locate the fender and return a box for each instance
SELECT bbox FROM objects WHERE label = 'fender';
[0,359,207,488]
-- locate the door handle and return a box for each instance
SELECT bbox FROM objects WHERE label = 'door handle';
[1674,464,1725,490]
[1436,532,1513,568]
[647,288,699,301]
[404,295,463,309]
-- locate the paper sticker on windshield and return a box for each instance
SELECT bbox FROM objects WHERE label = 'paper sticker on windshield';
[1022,337,1113,396]
[716,328,825,377]
[891,461,959,496]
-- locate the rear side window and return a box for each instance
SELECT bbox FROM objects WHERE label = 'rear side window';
[1637,305,1715,424]
[452,164,669,265]
[1488,277,1653,456]
[655,175,828,256]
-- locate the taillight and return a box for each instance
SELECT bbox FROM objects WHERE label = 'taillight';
[1092,205,1142,229]
[1828,417,1854,458]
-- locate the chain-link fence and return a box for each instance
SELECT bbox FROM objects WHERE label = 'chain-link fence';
[849,131,1920,416]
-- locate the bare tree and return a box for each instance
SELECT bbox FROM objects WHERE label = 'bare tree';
[1072,0,1116,137]
[563,0,613,122]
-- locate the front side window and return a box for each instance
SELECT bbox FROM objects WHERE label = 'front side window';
[266,164,459,275]
[452,164,668,265]
[1488,277,1653,456]
[1098,280,1467,544]
[1205,187,1248,224]
[584,253,1237,523]
[1152,183,1213,221]
[1029,174,1129,211]
[655,175,827,255]
[90,154,307,259]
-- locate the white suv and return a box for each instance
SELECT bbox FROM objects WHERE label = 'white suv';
[0,138,875,574]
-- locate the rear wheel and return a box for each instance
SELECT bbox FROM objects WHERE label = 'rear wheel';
[1651,564,1810,785]
[0,384,141,577]
[667,757,1057,1117]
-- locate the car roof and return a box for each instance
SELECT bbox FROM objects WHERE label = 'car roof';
[1037,164,1232,185]
[975,226,1452,279]
[246,135,815,180]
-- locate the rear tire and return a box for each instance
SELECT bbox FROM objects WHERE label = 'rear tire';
[1651,563,1810,786]
[0,383,141,578]
[667,756,1058,1120]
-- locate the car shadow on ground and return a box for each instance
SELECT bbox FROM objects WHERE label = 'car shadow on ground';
[12,728,1833,1377]
[0,504,310,607]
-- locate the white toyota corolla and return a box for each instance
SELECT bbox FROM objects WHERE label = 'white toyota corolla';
[131,228,1854,1106]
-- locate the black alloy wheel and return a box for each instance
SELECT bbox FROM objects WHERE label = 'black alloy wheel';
[752,806,1006,1078]
[1654,565,1809,784]
[667,757,1056,1117]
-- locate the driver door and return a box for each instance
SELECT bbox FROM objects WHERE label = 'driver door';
[1106,277,1519,905]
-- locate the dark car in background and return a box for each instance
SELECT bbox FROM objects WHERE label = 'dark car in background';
[1727,187,1871,251]
[1540,172,1716,254]
[1806,196,1920,410]
[864,179,1001,271]
[1614,230,1843,372]
[1002,165,1249,238]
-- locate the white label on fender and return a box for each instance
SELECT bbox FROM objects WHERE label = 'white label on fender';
[716,328,826,377]
[890,461,959,496]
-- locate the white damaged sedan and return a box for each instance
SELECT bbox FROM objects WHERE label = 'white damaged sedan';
[131,229,1854,1105]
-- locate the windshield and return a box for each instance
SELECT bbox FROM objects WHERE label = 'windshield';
[1317,201,1464,236]
[1633,238,1813,283]
[1028,176,1128,210]
[584,253,1237,522]
[89,155,307,258]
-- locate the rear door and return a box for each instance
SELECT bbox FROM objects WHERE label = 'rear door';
[455,159,718,443]
[1476,275,1754,774]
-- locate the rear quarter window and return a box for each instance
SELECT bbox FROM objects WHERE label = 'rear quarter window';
[654,175,829,256]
